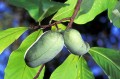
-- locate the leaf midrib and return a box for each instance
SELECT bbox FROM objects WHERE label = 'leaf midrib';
[90,49,120,71]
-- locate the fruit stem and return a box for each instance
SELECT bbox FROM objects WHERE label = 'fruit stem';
[67,0,82,29]
[33,64,45,79]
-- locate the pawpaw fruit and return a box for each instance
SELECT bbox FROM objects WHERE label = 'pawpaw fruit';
[63,29,90,55]
[24,31,64,68]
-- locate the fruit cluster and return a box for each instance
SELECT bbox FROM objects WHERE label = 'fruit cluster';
[24,29,90,68]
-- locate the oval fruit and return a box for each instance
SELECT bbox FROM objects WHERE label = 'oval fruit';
[24,31,64,68]
[63,29,90,55]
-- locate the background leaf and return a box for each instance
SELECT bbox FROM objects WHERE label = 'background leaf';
[108,1,120,28]
[89,47,120,79]
[5,29,45,79]
[7,0,66,22]
[0,27,28,54]
[50,54,94,79]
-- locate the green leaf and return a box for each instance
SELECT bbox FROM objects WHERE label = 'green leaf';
[0,27,28,54]
[89,47,120,79]
[53,0,94,23]
[74,0,109,24]
[77,56,94,79]
[5,30,45,79]
[50,54,94,79]
[108,1,120,28]
[50,54,79,79]
[7,0,66,22]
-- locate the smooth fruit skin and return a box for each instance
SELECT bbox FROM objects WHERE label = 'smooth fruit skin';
[63,29,90,55]
[24,31,64,68]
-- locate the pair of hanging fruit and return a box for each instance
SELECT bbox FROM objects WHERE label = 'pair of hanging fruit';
[24,29,90,68]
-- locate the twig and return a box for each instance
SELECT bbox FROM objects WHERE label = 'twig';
[33,64,45,79]
[67,0,82,29]
[29,17,70,30]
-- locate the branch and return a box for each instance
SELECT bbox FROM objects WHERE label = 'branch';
[33,64,45,79]
[67,0,82,29]
[29,17,70,30]
[29,0,82,30]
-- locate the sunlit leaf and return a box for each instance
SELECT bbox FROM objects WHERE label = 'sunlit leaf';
[5,30,45,79]
[50,54,94,79]
[53,0,94,24]
[0,27,28,54]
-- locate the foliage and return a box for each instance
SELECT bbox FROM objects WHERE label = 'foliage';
[0,0,120,79]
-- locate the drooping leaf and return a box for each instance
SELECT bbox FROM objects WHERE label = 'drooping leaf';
[0,27,28,54]
[77,56,94,79]
[7,0,66,22]
[5,29,45,79]
[50,54,94,79]
[52,0,94,23]
[108,1,120,28]
[89,47,120,79]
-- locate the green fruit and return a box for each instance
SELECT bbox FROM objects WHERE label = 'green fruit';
[24,31,64,68]
[63,29,90,55]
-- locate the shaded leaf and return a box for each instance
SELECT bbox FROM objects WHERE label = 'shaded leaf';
[7,0,66,22]
[108,1,120,28]
[5,30,45,79]
[89,47,120,79]
[0,27,28,54]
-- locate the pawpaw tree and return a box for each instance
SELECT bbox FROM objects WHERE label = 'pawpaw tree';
[0,0,120,79]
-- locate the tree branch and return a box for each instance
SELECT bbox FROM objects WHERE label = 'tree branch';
[29,0,82,30]
[33,64,45,79]
[67,0,82,29]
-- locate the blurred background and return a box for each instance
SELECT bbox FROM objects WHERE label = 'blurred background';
[0,0,120,79]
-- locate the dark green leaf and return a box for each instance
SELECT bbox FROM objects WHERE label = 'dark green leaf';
[0,27,28,54]
[89,47,120,79]
[7,0,66,22]
[5,30,45,79]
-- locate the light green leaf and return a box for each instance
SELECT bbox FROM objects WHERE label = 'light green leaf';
[7,0,66,22]
[108,1,120,28]
[0,27,28,54]
[89,47,120,79]
[74,0,109,24]
[50,54,94,79]
[5,29,45,79]
[53,0,94,23]
[77,56,94,79]
[50,54,79,79]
